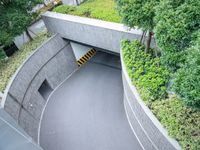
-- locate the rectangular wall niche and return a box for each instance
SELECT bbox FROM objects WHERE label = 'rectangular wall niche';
[38,79,53,100]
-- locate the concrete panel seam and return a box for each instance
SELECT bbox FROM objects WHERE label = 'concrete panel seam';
[8,92,21,106]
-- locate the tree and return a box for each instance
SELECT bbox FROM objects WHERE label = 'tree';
[115,0,159,53]
[173,31,200,108]
[154,0,200,71]
[0,0,42,46]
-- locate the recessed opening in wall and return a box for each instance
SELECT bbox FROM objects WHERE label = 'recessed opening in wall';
[38,80,53,100]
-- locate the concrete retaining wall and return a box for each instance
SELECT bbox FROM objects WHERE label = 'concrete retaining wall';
[62,0,84,5]
[42,11,142,54]
[121,50,181,150]
[2,34,78,142]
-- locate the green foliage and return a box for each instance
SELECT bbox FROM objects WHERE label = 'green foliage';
[0,0,42,46]
[122,40,169,101]
[0,48,6,60]
[155,0,200,71]
[0,32,49,92]
[53,0,121,23]
[173,32,200,108]
[116,0,158,31]
[53,5,76,14]
[151,96,200,150]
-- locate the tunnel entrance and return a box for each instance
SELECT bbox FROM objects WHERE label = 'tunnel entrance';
[39,50,142,150]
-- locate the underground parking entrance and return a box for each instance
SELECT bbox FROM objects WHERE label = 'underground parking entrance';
[38,49,143,150]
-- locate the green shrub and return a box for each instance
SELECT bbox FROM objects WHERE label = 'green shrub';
[122,40,169,101]
[155,0,200,71]
[0,48,6,60]
[116,0,158,53]
[173,33,200,108]
[53,5,76,14]
[116,0,158,31]
[151,96,200,150]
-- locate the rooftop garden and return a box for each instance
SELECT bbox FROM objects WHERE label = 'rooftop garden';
[53,0,121,23]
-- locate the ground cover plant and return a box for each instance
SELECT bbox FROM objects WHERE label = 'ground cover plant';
[53,0,121,23]
[151,97,200,150]
[0,32,49,93]
[122,40,169,101]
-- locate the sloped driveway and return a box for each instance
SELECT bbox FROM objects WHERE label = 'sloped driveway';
[39,51,142,150]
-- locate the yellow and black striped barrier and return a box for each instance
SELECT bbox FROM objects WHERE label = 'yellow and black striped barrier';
[77,48,96,66]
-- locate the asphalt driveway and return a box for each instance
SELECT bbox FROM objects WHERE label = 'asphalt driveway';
[39,51,142,150]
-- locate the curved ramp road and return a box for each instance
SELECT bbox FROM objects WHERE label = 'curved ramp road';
[39,51,142,150]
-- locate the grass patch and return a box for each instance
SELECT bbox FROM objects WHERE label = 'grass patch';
[122,40,200,150]
[53,0,121,23]
[0,32,50,92]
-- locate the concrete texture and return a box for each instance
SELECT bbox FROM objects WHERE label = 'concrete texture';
[71,42,93,60]
[62,0,84,5]
[3,34,78,142]
[14,19,46,48]
[0,108,43,150]
[121,51,181,150]
[42,11,143,53]
[39,51,142,150]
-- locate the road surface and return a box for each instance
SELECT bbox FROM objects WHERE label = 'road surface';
[39,51,142,150]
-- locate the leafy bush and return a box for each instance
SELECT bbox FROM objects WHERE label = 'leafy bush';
[53,5,76,14]
[116,0,158,53]
[151,96,200,150]
[53,0,121,23]
[0,32,49,92]
[116,0,158,31]
[155,0,200,71]
[122,40,169,101]
[173,32,200,108]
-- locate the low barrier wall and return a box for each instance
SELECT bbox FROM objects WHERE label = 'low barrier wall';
[2,34,78,142]
[42,11,143,54]
[121,50,181,150]
[62,0,84,5]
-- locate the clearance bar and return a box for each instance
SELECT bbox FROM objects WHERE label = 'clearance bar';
[77,48,96,66]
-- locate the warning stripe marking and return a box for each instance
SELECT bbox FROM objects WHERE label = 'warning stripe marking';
[77,48,96,66]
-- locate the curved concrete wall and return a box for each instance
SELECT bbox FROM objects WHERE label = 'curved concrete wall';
[3,34,78,142]
[42,11,143,54]
[121,51,181,150]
